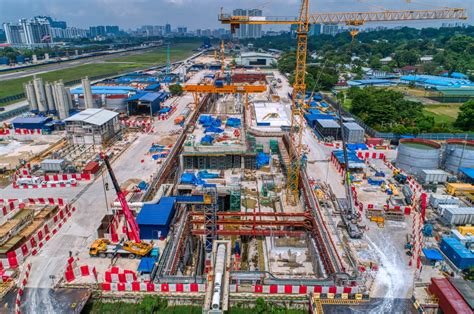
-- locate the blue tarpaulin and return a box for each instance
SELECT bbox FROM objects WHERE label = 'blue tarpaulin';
[308,108,321,115]
[346,143,368,151]
[422,248,444,261]
[333,150,365,169]
[226,118,241,128]
[256,152,270,169]
[204,126,224,133]
[199,115,221,127]
[149,145,166,153]
[201,135,214,144]
[137,257,156,273]
[180,173,206,185]
[159,107,171,114]
[198,170,219,179]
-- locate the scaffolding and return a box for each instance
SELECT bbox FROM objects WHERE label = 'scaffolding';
[204,185,218,252]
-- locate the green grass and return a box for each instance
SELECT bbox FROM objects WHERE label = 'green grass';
[0,42,200,106]
[423,104,461,126]
[106,43,200,64]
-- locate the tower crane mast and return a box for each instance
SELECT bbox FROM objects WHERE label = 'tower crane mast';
[219,2,467,205]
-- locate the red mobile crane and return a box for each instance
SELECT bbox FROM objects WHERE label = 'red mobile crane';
[89,153,153,258]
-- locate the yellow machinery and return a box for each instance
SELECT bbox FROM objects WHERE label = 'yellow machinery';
[458,225,474,236]
[89,238,153,258]
[219,2,467,205]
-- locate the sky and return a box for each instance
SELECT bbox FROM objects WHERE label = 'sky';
[0,0,472,30]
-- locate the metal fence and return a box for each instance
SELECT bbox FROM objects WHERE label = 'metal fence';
[324,95,474,141]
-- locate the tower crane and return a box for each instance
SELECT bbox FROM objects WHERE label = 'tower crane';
[219,2,467,204]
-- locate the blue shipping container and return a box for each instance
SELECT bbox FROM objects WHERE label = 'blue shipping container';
[137,197,176,239]
[439,237,474,270]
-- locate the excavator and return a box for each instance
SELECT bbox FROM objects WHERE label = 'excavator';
[89,153,153,259]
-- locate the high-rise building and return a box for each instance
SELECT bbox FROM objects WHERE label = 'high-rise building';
[177,27,187,34]
[19,17,53,46]
[106,25,120,35]
[3,23,24,44]
[165,24,171,34]
[321,24,339,36]
[232,9,262,39]
[89,26,107,37]
[36,16,67,29]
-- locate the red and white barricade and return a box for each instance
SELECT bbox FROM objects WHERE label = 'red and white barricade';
[0,205,76,271]
[15,262,32,314]
[100,282,206,293]
[252,285,358,295]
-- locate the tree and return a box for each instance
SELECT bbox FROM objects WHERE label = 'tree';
[168,84,183,96]
[454,100,474,131]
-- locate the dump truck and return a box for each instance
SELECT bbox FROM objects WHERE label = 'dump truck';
[89,238,153,258]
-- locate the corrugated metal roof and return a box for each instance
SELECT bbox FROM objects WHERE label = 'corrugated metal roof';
[448,278,474,309]
[139,92,162,102]
[343,122,364,130]
[12,117,51,124]
[64,109,118,126]
[317,119,340,128]
[421,169,449,175]
[137,197,176,226]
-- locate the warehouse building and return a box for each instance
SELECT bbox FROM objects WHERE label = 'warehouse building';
[126,92,169,116]
[64,108,120,146]
[11,116,52,130]
[236,52,276,67]
[136,197,176,239]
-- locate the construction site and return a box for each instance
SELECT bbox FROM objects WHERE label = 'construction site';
[0,2,473,314]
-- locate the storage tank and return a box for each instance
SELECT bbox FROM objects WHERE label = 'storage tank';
[24,82,38,112]
[395,138,441,176]
[45,82,56,112]
[444,139,474,174]
[33,77,48,113]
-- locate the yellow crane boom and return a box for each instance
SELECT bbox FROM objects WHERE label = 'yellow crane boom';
[219,1,467,204]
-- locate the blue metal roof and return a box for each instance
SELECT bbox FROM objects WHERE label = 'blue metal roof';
[126,93,147,102]
[136,197,176,226]
[12,116,51,124]
[137,257,155,273]
[71,87,136,95]
[140,92,162,102]
[144,83,161,90]
[422,248,444,261]
[459,167,474,180]
[176,195,205,203]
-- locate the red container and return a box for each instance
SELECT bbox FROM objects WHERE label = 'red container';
[83,161,100,174]
[428,278,471,314]
[366,137,384,146]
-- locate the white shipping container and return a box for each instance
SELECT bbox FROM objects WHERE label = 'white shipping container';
[419,169,449,184]
[429,194,460,209]
[437,204,460,215]
[442,207,474,225]
[40,159,65,172]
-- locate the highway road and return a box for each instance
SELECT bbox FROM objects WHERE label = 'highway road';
[0,47,157,81]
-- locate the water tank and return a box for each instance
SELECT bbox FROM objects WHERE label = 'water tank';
[396,138,441,176]
[444,139,474,174]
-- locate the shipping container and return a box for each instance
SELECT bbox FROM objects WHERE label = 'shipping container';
[457,225,474,236]
[451,229,474,245]
[429,194,460,209]
[366,137,384,146]
[136,197,176,239]
[40,159,65,172]
[428,278,471,314]
[419,169,449,184]
[446,183,474,195]
[439,237,474,270]
[83,161,100,174]
[442,207,474,225]
[342,122,365,144]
